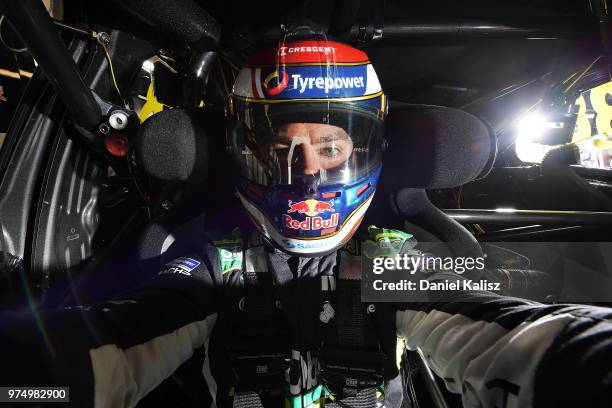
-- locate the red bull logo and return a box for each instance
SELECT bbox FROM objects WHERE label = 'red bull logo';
[287,199,334,216]
[285,199,338,231]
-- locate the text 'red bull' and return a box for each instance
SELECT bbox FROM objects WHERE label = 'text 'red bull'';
[283,213,339,230]
[285,199,338,230]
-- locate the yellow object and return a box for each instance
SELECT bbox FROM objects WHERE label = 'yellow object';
[101,44,124,105]
[590,83,612,138]
[138,83,166,122]
[0,69,32,79]
[397,337,406,368]
[593,139,612,149]
[564,56,603,93]
[572,81,612,146]
[572,94,590,142]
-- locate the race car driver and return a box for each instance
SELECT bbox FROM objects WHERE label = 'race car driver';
[2,33,612,408]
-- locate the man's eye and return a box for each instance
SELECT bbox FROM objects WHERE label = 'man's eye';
[318,146,341,158]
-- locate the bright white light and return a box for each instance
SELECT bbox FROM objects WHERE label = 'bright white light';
[516,112,545,142]
[141,60,155,73]
[495,208,517,213]
[515,112,554,163]
[341,168,351,184]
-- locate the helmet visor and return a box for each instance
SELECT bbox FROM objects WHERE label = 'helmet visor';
[231,102,384,187]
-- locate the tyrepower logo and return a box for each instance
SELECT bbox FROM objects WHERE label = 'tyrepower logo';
[284,199,339,231]
[291,74,365,94]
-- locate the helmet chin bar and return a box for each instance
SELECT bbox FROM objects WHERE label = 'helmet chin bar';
[237,190,374,256]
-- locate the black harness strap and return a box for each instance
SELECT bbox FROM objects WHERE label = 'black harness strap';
[319,277,385,400]
[318,246,399,405]
[230,269,289,395]
[215,235,401,407]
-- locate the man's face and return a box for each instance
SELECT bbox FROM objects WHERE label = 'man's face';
[273,123,353,175]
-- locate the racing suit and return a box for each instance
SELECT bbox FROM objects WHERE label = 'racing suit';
[1,221,612,408]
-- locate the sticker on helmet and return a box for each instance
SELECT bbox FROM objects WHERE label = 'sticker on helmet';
[263,65,369,99]
[279,45,337,57]
[289,72,365,94]
[287,199,334,216]
[283,214,339,231]
[234,64,382,101]
[247,40,368,65]
[263,70,289,96]
[284,199,339,231]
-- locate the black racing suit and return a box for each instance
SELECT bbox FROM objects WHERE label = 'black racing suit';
[1,224,612,408]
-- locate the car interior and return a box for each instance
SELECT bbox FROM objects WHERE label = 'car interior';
[0,0,611,406]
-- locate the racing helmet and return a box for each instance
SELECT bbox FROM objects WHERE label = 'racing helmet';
[229,33,387,256]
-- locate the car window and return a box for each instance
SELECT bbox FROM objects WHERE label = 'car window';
[0,50,35,189]
[0,52,34,151]
[0,0,55,152]
[515,80,612,166]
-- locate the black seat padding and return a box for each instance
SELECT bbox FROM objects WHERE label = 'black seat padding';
[367,103,497,259]
[137,209,206,274]
[540,144,612,211]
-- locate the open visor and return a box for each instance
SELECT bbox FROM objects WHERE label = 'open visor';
[231,102,384,187]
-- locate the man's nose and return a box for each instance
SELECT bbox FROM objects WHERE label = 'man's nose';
[297,143,320,174]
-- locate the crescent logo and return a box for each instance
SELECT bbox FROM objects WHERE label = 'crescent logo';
[263,70,288,96]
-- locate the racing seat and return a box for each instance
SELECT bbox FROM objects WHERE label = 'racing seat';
[136,199,207,275]
[364,102,561,300]
[135,108,232,275]
[365,103,494,259]
[363,102,565,407]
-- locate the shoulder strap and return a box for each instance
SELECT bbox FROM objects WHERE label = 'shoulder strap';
[318,232,399,401]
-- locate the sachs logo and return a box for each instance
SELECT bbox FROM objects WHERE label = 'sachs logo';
[263,70,288,96]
